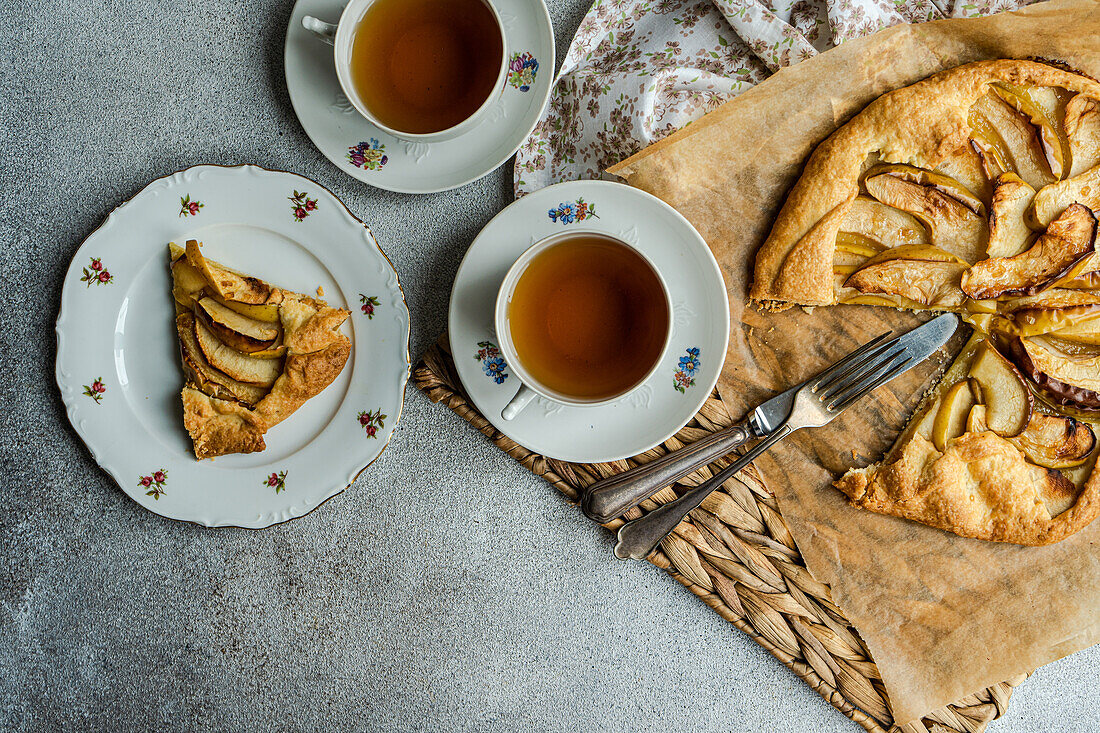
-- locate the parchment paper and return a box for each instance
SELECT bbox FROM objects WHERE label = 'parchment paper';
[609,0,1100,724]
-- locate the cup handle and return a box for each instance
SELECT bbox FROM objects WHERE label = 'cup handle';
[501,384,537,421]
[302,16,338,45]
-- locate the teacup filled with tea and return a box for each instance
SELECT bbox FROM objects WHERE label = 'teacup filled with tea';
[303,0,507,141]
[494,231,672,420]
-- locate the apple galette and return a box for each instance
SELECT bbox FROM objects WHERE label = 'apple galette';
[751,59,1100,544]
[170,241,350,459]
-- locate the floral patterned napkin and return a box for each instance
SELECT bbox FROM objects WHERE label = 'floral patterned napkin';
[514,0,1032,195]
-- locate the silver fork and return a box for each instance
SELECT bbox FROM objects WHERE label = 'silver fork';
[580,332,896,524]
[612,331,927,560]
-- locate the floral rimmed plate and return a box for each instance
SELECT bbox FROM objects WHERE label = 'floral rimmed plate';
[449,180,729,463]
[283,0,555,193]
[56,165,410,528]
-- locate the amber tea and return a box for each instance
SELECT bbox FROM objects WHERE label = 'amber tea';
[349,0,504,135]
[506,234,670,401]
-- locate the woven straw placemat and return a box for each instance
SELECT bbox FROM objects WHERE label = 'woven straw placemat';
[415,336,1028,733]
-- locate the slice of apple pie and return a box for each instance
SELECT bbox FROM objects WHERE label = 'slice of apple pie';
[751,59,1100,544]
[170,240,350,459]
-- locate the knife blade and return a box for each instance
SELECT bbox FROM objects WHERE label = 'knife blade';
[751,312,958,435]
[580,313,958,524]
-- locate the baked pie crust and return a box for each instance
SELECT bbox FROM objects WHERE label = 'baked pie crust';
[170,241,350,459]
[751,60,1100,544]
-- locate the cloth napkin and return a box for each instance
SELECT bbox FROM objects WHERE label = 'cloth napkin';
[514,0,1032,195]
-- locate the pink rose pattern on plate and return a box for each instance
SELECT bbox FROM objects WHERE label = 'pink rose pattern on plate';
[79,257,113,287]
[265,471,288,494]
[139,469,168,500]
[512,0,1026,196]
[347,139,389,171]
[83,378,107,404]
[360,294,380,319]
[179,194,203,217]
[289,190,318,222]
[358,409,387,439]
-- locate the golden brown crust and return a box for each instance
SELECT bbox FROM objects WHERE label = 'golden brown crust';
[753,59,1100,544]
[257,341,351,429]
[279,296,352,354]
[172,244,352,459]
[181,388,268,460]
[751,59,1100,307]
[836,431,1100,545]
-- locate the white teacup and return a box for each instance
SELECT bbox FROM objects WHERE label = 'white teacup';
[494,230,674,421]
[303,0,508,143]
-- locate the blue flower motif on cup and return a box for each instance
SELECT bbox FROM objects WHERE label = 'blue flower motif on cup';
[507,52,539,92]
[347,138,389,171]
[674,347,701,394]
[548,198,599,225]
[475,340,509,384]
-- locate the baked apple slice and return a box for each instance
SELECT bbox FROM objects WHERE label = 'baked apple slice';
[966,404,988,433]
[961,203,1097,299]
[986,173,1036,259]
[1011,335,1100,410]
[196,297,279,354]
[844,246,967,308]
[990,84,1071,181]
[185,239,283,306]
[193,317,282,387]
[931,380,977,452]
[1050,318,1100,345]
[1065,94,1100,177]
[1012,414,1096,470]
[1000,289,1100,314]
[969,342,1033,437]
[970,92,1056,190]
[209,294,281,323]
[177,313,269,406]
[1009,304,1100,342]
[863,172,987,264]
[837,196,928,250]
[1032,166,1100,228]
[171,257,208,310]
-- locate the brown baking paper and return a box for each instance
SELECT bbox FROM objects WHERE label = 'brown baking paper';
[609,0,1100,724]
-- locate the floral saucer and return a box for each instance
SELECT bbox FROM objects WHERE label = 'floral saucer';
[449,180,729,463]
[56,165,410,528]
[284,0,555,194]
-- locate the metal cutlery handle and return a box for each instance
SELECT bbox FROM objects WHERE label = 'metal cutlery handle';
[580,419,755,524]
[614,424,793,560]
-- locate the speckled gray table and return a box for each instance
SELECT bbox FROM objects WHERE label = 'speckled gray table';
[1,1,1097,730]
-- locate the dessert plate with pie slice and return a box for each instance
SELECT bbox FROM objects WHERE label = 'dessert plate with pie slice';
[56,164,410,528]
[752,59,1100,544]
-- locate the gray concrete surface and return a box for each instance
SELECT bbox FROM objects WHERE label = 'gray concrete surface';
[1,0,1097,730]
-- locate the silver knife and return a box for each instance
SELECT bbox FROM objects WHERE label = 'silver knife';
[580,313,958,525]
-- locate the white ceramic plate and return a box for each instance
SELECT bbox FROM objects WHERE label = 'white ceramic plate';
[449,180,729,463]
[56,165,410,528]
[284,0,555,194]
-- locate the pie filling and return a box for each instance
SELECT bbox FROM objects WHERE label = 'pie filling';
[753,61,1100,543]
[170,240,351,460]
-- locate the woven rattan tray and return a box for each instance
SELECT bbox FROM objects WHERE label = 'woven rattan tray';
[415,336,1030,732]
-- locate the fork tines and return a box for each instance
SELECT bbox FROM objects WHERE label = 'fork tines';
[811,333,915,412]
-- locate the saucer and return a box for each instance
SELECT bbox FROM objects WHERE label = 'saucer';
[56,165,411,528]
[449,180,730,463]
[284,0,555,194]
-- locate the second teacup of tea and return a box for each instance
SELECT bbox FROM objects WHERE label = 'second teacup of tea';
[494,231,673,420]
[303,0,507,142]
